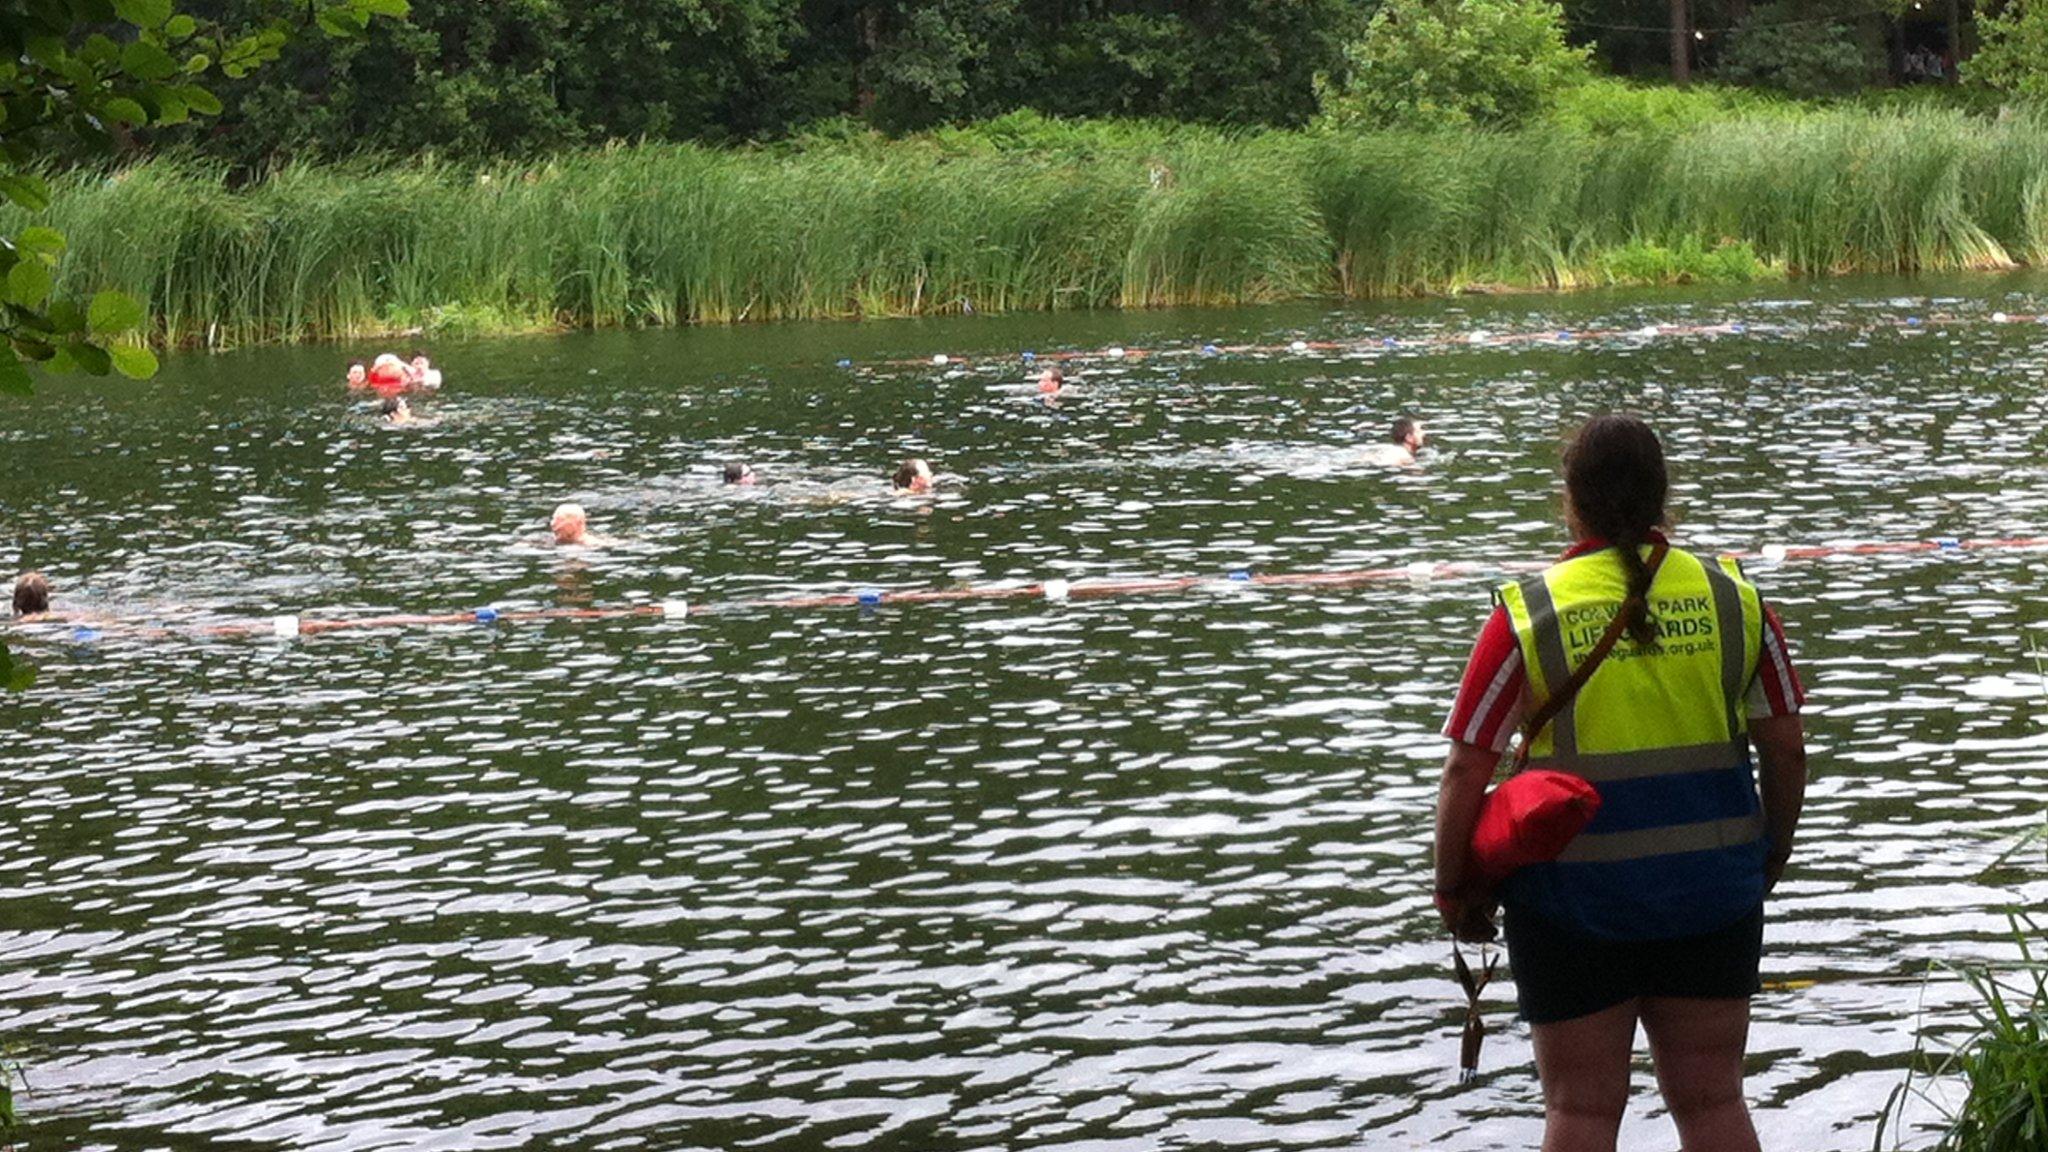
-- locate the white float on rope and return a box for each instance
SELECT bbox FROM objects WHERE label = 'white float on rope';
[661,599,689,621]
[1041,578,1071,602]
[271,615,301,639]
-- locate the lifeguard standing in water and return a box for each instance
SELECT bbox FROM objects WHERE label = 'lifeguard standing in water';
[1434,414,1807,1152]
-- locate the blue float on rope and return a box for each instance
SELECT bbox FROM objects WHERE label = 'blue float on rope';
[1935,537,1961,550]
[1227,569,1253,582]
[1021,351,1036,363]
[1383,337,1398,347]
[1556,331,1573,341]
[1907,317,1922,327]
[72,625,101,643]
[857,589,884,607]
[1201,344,1221,356]
[836,359,853,368]
[475,607,500,624]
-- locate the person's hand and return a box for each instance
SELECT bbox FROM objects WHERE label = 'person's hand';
[1435,891,1499,943]
[1765,851,1791,895]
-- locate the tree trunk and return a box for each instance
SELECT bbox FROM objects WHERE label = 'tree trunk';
[855,4,881,115]
[1947,0,1964,71]
[1669,0,1692,85]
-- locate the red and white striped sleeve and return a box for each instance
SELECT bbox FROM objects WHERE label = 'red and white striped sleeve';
[1745,603,1805,718]
[1442,605,1526,753]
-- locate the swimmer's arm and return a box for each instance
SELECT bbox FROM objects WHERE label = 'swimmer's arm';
[1751,713,1807,893]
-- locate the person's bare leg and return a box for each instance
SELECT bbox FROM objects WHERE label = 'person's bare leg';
[1640,996,1760,1152]
[1531,999,1639,1152]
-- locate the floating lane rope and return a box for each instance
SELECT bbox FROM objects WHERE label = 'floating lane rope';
[857,310,2043,372]
[24,534,2048,644]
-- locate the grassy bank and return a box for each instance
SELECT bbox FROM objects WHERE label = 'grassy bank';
[13,107,2048,347]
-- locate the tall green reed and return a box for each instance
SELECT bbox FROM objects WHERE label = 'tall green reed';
[6,106,2045,348]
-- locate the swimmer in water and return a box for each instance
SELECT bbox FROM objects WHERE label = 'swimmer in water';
[723,461,757,486]
[892,457,934,495]
[13,571,50,617]
[551,502,591,546]
[379,396,413,425]
[345,361,369,390]
[1363,415,1427,467]
[407,352,443,390]
[1037,367,1065,397]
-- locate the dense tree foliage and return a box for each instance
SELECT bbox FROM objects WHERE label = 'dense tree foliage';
[1969,0,2048,101]
[172,0,1361,162]
[1320,0,1591,128]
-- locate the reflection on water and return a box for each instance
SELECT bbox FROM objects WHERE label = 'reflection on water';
[1,278,2046,1149]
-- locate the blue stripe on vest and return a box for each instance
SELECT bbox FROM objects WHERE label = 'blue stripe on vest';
[1585,766,1762,835]
[1510,843,1767,941]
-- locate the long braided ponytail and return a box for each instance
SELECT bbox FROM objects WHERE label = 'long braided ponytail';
[1562,414,1668,647]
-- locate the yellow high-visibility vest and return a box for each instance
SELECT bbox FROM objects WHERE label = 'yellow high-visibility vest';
[1497,543,1769,938]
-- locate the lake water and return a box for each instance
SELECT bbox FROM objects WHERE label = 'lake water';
[3,276,2046,1150]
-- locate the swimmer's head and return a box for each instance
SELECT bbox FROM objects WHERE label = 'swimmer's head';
[12,571,49,616]
[723,461,756,486]
[346,361,367,386]
[1391,416,1426,452]
[892,458,934,494]
[409,352,432,373]
[1037,367,1065,394]
[379,396,410,422]
[551,502,588,544]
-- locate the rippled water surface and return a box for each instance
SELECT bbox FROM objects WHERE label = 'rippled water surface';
[4,277,2048,1150]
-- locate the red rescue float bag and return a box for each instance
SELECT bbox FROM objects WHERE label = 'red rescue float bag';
[368,362,407,391]
[1470,770,1602,882]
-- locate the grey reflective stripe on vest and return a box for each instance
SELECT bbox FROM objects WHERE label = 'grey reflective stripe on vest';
[1529,737,1749,783]
[1517,575,1577,758]
[1556,812,1766,864]
[1701,563,1750,738]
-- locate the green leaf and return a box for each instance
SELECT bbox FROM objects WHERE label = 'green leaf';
[0,355,31,397]
[0,173,52,212]
[15,226,66,258]
[88,290,146,335]
[109,343,157,379]
[316,7,369,37]
[82,33,122,66]
[25,36,67,70]
[175,84,223,116]
[69,342,112,376]
[152,94,188,126]
[120,39,179,80]
[355,0,410,16]
[165,14,196,39]
[5,260,52,308]
[101,96,149,126]
[46,299,86,334]
[114,0,174,29]
[42,346,78,374]
[184,53,211,74]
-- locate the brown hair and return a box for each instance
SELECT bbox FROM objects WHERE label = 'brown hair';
[1562,414,1667,646]
[13,571,49,616]
[892,458,929,489]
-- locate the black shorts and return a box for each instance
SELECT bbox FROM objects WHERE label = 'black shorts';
[1503,903,1764,1025]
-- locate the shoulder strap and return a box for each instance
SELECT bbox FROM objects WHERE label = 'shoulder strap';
[1512,540,1669,770]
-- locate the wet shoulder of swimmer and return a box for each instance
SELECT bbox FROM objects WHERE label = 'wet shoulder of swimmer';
[1360,414,1429,468]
